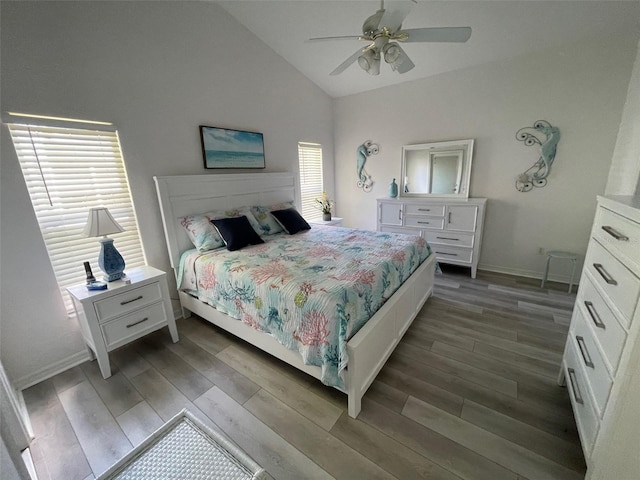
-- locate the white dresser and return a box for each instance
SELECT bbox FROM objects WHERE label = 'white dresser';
[376,197,486,278]
[561,195,640,470]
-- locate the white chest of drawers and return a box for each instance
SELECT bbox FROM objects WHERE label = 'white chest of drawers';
[561,196,640,471]
[377,197,486,278]
[67,265,179,378]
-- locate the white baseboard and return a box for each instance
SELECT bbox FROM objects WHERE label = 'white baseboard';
[13,350,91,391]
[478,263,580,286]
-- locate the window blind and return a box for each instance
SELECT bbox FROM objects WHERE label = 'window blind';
[8,123,146,315]
[297,142,324,221]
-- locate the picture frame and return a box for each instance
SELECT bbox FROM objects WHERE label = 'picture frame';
[199,126,265,169]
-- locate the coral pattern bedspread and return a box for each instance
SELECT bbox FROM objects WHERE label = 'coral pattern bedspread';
[179,226,431,388]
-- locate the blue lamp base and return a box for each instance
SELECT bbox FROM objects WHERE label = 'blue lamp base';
[98,237,125,282]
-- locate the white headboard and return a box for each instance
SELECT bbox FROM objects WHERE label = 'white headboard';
[154,173,297,276]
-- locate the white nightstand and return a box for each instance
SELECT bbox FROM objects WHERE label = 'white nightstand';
[310,217,343,227]
[67,265,179,378]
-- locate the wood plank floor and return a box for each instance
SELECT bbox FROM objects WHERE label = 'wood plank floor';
[23,266,586,480]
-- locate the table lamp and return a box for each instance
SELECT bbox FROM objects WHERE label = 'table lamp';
[83,207,126,282]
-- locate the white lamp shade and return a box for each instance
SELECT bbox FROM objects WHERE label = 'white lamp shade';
[82,207,125,237]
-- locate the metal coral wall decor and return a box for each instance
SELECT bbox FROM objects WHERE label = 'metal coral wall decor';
[514,120,561,192]
[356,140,379,192]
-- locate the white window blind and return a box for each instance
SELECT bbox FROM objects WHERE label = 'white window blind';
[298,142,324,221]
[8,122,146,315]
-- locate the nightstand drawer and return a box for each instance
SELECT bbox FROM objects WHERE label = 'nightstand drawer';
[578,273,627,373]
[405,204,445,216]
[94,282,163,323]
[405,216,444,229]
[101,302,168,349]
[423,231,475,248]
[571,313,613,415]
[564,340,598,456]
[586,240,640,325]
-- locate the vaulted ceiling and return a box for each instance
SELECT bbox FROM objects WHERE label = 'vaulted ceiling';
[219,1,640,98]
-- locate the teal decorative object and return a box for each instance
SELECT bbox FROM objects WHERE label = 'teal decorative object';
[356,140,378,192]
[389,178,398,198]
[515,120,561,192]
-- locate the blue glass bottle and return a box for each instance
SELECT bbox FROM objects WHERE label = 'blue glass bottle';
[389,178,398,198]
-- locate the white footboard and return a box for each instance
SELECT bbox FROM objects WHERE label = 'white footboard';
[345,254,436,417]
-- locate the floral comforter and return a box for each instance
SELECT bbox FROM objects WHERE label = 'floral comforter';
[179,226,431,388]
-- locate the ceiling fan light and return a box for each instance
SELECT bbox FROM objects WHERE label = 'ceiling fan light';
[383,42,402,64]
[358,49,380,75]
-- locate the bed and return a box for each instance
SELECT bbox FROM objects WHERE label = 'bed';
[154,173,436,418]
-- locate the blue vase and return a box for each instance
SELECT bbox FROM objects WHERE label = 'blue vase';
[99,237,126,282]
[389,178,398,198]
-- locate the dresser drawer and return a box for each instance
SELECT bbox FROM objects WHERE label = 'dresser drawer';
[379,225,420,236]
[405,204,445,216]
[94,282,163,323]
[431,245,473,264]
[101,301,168,349]
[571,312,613,415]
[578,273,627,373]
[594,206,640,268]
[423,231,475,248]
[564,340,599,456]
[586,240,640,326]
[405,216,444,229]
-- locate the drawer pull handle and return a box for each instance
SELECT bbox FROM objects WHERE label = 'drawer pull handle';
[418,208,431,212]
[436,236,460,241]
[436,252,458,256]
[417,221,430,225]
[448,212,452,224]
[593,263,617,285]
[584,301,605,329]
[576,335,595,368]
[120,295,143,306]
[126,317,149,328]
[567,368,584,405]
[601,225,629,241]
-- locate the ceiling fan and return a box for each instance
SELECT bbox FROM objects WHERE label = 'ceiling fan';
[308,0,471,76]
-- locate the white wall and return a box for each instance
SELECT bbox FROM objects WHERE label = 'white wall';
[605,37,640,196]
[0,1,334,386]
[333,32,638,280]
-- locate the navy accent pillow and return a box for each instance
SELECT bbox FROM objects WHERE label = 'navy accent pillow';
[210,216,264,251]
[271,208,311,234]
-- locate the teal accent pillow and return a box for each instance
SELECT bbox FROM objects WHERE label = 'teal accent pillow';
[250,201,296,235]
[271,208,311,235]
[180,206,262,252]
[211,216,265,251]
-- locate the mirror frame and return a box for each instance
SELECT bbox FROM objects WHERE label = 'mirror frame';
[400,139,474,199]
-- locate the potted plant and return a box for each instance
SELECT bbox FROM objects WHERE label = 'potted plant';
[315,191,334,221]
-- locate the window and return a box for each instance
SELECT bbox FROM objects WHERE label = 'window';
[8,120,146,316]
[297,142,323,221]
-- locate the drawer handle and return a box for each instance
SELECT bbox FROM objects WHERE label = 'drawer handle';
[417,221,430,225]
[576,335,595,368]
[120,295,143,306]
[567,368,584,405]
[584,301,605,329]
[126,317,149,328]
[448,212,452,224]
[436,236,460,241]
[593,263,617,285]
[417,208,431,212]
[436,251,458,256]
[601,225,629,241]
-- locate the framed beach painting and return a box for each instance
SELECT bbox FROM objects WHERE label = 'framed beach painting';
[199,126,265,169]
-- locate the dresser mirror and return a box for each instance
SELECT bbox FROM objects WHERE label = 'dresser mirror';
[400,139,474,198]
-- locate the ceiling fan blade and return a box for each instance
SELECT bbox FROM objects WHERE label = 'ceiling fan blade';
[329,48,364,76]
[379,3,412,33]
[391,43,415,74]
[401,27,472,43]
[362,8,385,35]
[306,35,362,43]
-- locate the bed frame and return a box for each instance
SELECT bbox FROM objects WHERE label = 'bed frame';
[154,173,435,418]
